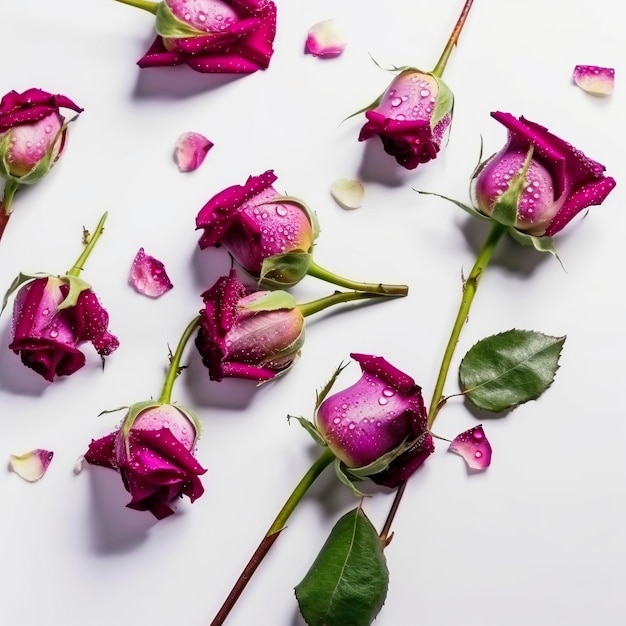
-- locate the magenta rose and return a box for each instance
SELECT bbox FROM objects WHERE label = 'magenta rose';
[195,269,305,381]
[8,276,119,382]
[358,69,453,170]
[471,112,617,236]
[0,88,82,183]
[315,353,433,488]
[84,402,206,520]
[136,0,277,74]
[196,170,318,287]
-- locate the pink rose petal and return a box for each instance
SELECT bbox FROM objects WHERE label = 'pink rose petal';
[449,425,492,471]
[573,65,615,95]
[174,131,214,172]
[305,19,346,58]
[129,248,174,298]
[9,449,54,482]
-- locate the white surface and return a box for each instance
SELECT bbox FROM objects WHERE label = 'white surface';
[0,1,624,625]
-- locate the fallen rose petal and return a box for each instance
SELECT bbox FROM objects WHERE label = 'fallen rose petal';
[331,178,364,209]
[174,131,214,172]
[449,425,492,471]
[9,449,54,482]
[305,19,346,57]
[129,248,174,298]
[573,65,615,95]
[73,455,85,475]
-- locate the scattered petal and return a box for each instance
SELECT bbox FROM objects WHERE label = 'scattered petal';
[331,178,364,209]
[573,65,615,95]
[73,455,85,475]
[305,19,346,58]
[174,131,213,172]
[129,248,174,298]
[449,425,492,471]
[9,448,54,482]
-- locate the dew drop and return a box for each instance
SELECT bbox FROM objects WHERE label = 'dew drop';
[396,114,406,121]
[420,89,430,97]
[383,388,395,397]
[49,329,59,338]
[163,421,170,428]
[261,212,268,219]
[276,206,288,217]
[348,423,356,430]
[378,397,389,406]
[42,309,50,316]
[390,97,402,107]
[474,451,483,458]
[472,430,483,440]
[333,417,341,424]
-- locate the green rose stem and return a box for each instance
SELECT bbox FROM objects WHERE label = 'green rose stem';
[0,179,21,244]
[378,221,506,545]
[210,448,335,626]
[298,288,401,317]
[114,0,158,14]
[431,0,475,78]
[306,259,408,297]
[159,315,201,403]
[66,211,109,278]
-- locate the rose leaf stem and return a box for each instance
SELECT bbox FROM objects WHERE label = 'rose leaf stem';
[378,221,506,542]
[210,448,335,626]
[306,259,408,297]
[66,211,109,278]
[114,0,158,14]
[431,0,475,78]
[159,315,201,404]
[0,180,21,244]
[298,290,394,318]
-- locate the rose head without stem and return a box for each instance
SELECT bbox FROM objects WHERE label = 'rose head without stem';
[358,69,453,170]
[196,170,318,287]
[0,88,82,183]
[471,112,616,236]
[9,276,119,382]
[84,403,206,520]
[315,353,433,488]
[139,0,277,74]
[195,269,305,381]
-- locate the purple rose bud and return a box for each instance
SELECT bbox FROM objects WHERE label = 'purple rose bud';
[315,353,434,488]
[195,269,305,381]
[137,0,277,74]
[358,70,453,170]
[471,112,616,236]
[0,88,83,183]
[196,170,318,287]
[84,402,206,520]
[9,276,119,382]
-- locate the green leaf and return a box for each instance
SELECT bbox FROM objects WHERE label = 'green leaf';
[459,329,566,413]
[288,415,327,447]
[155,2,205,37]
[295,507,389,626]
[240,289,297,312]
[259,252,312,289]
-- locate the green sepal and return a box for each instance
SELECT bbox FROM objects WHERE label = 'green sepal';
[431,75,454,126]
[334,459,367,498]
[259,252,313,289]
[0,132,13,181]
[342,93,385,123]
[1,272,47,316]
[119,400,162,454]
[173,403,203,440]
[240,289,298,312]
[507,227,561,260]
[295,507,389,626]
[263,194,320,240]
[315,361,349,411]
[288,415,327,447]
[57,275,92,310]
[416,189,488,221]
[97,406,128,417]
[491,145,534,227]
[459,329,566,413]
[155,2,206,38]
[260,326,305,367]
[345,436,419,479]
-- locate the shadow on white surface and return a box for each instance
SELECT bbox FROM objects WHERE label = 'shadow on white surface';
[357,137,413,188]
[87,464,158,555]
[0,324,50,396]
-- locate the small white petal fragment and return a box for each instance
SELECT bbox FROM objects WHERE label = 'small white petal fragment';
[129,247,174,298]
[573,65,615,95]
[305,19,346,58]
[449,425,492,471]
[9,449,54,482]
[174,131,214,172]
[73,455,85,475]
[331,178,364,210]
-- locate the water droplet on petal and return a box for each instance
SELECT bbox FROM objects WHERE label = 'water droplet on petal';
[276,206,288,217]
[378,397,388,406]
[391,97,402,107]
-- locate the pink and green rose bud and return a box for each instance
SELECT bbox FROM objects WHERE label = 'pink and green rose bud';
[358,69,453,170]
[0,88,82,184]
[8,276,119,382]
[196,170,319,288]
[315,353,434,488]
[471,111,616,236]
[84,402,206,520]
[130,0,277,74]
[195,269,305,381]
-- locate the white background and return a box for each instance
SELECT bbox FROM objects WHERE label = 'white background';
[0,1,624,625]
